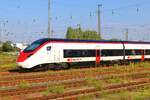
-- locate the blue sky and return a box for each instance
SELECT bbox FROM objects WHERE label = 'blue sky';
[1,0,150,43]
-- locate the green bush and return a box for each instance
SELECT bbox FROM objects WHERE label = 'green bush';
[2,41,14,52]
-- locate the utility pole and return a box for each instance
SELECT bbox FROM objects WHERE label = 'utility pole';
[0,19,8,42]
[0,22,1,42]
[97,4,102,38]
[125,28,128,41]
[48,0,51,38]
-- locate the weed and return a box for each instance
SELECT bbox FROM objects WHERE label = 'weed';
[47,70,56,74]
[85,77,103,90]
[129,62,135,68]
[0,52,17,71]
[107,77,124,84]
[42,85,65,96]
[95,68,103,73]
[0,75,2,79]
[141,62,150,68]
[114,64,119,68]
[46,85,65,94]
[77,95,94,100]
[84,70,94,76]
[42,90,50,96]
[2,96,11,100]
[18,80,31,89]
[102,91,131,100]
[131,92,146,100]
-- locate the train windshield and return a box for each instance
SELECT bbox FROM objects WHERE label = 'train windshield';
[24,39,49,52]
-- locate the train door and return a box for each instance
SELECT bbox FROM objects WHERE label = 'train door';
[141,49,145,61]
[96,49,100,64]
[54,49,60,63]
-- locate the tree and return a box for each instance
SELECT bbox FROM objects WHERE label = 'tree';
[82,30,101,40]
[0,42,2,52]
[66,27,82,39]
[66,27,102,40]
[0,46,2,52]
[66,27,73,39]
[2,41,14,52]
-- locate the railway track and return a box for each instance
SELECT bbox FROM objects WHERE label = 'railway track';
[55,81,150,100]
[23,78,150,100]
[0,71,149,97]
[0,66,150,99]
[0,67,150,87]
[0,65,149,76]
[0,65,149,77]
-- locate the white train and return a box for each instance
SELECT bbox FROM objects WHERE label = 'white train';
[17,38,150,69]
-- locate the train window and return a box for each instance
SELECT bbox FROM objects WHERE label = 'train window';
[64,50,96,58]
[125,50,144,55]
[64,50,72,58]
[24,39,49,52]
[146,50,150,55]
[101,50,108,56]
[71,50,82,57]
[131,50,136,55]
[101,50,123,56]
[82,51,88,57]
[141,50,145,55]
[114,50,123,56]
[125,50,132,55]
[47,46,51,51]
[83,50,95,57]
[135,50,142,55]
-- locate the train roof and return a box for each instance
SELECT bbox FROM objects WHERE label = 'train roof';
[38,38,150,44]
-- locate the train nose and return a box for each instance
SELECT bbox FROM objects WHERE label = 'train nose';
[17,61,25,66]
[17,52,27,62]
[17,61,31,69]
[17,51,33,62]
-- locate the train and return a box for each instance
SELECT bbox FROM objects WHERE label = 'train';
[17,38,150,69]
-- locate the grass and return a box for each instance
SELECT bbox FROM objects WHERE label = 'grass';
[0,52,17,70]
[85,77,104,90]
[42,85,65,96]
[99,86,150,100]
[47,70,56,74]
[128,61,150,68]
[1,96,11,100]
[18,80,31,89]
[77,95,94,100]
[106,77,124,84]
[140,62,150,68]
[76,85,150,100]
[102,91,131,100]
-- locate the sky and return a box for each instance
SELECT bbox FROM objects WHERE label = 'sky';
[1,0,150,43]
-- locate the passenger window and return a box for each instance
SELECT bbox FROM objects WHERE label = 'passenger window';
[47,46,51,51]
[131,50,136,55]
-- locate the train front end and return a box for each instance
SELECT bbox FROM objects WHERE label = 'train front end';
[17,38,49,69]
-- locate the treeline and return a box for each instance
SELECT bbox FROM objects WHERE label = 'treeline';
[66,27,102,40]
[65,27,121,41]
[0,41,19,52]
